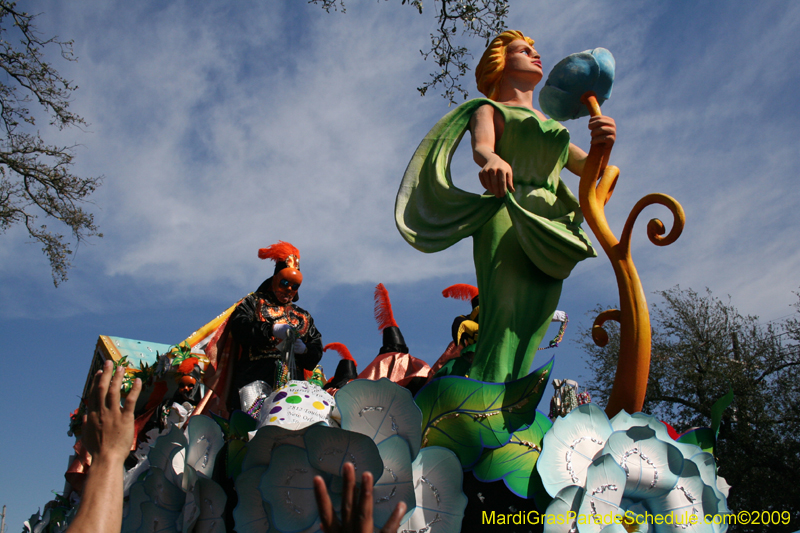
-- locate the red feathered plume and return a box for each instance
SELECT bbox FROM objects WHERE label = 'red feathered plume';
[177,357,199,375]
[258,241,300,264]
[324,342,356,366]
[442,284,479,301]
[374,283,398,331]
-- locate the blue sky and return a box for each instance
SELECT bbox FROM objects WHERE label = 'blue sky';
[2,1,799,528]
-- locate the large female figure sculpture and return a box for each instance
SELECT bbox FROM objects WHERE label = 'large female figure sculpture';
[396,31,616,382]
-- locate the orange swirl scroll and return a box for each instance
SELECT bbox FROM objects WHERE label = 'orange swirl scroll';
[578,92,686,417]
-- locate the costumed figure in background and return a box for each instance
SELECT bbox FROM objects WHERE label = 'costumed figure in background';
[229,241,323,404]
[322,342,358,393]
[426,284,480,380]
[156,356,202,429]
[396,30,616,382]
[356,283,431,395]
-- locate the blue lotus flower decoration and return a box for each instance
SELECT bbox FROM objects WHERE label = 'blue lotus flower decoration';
[539,48,615,121]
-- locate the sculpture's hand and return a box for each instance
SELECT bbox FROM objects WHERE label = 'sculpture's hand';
[589,115,616,146]
[470,104,513,198]
[479,153,515,198]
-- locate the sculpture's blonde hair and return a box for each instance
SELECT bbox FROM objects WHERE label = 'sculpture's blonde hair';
[475,30,535,100]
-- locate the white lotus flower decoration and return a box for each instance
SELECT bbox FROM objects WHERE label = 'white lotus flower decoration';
[537,404,729,533]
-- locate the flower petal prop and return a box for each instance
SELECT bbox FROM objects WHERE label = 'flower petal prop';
[134,501,182,533]
[122,416,226,533]
[190,476,227,533]
[240,424,313,473]
[147,425,187,475]
[186,415,225,479]
[538,404,730,532]
[472,411,552,502]
[610,410,706,462]
[415,357,553,468]
[617,500,653,533]
[646,460,722,533]
[232,466,271,533]
[602,426,683,500]
[373,436,416,527]
[538,403,613,496]
[542,485,584,533]
[143,468,186,512]
[576,454,626,533]
[259,445,324,533]
[538,48,615,121]
[399,447,467,533]
[303,424,384,481]
[336,377,423,459]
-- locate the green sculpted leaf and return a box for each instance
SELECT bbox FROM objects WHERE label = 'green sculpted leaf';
[677,427,715,454]
[710,387,734,438]
[472,411,552,505]
[212,411,257,478]
[414,357,553,468]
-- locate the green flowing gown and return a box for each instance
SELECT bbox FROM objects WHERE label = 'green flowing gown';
[395,99,597,382]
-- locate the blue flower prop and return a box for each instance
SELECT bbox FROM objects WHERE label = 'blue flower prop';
[538,48,615,121]
[537,404,730,533]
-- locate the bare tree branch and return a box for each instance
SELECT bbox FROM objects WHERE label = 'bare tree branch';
[0,1,100,285]
[311,0,509,104]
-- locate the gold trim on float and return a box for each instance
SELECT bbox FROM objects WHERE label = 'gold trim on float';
[97,335,123,362]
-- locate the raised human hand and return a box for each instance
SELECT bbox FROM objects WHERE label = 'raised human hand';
[479,153,516,198]
[314,462,406,533]
[588,115,616,146]
[82,360,142,463]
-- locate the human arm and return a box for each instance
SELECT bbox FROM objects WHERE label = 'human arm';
[67,360,142,533]
[314,462,407,533]
[565,115,616,176]
[470,104,515,198]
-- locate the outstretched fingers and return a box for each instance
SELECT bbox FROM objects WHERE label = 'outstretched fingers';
[356,471,374,533]
[86,366,105,414]
[380,501,408,533]
[314,475,338,532]
[341,461,356,526]
[107,364,125,410]
[123,376,142,416]
[314,462,403,533]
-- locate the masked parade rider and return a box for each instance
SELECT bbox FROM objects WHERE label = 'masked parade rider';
[229,241,323,398]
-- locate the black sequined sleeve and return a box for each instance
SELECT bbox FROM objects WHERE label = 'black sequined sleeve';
[297,319,323,371]
[229,294,274,348]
